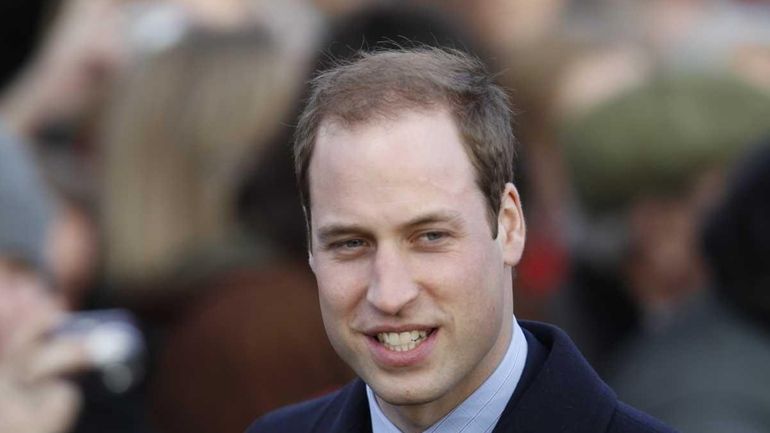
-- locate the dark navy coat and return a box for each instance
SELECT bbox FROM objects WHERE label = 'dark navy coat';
[247,321,677,433]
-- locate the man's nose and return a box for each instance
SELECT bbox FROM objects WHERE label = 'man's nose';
[366,245,419,315]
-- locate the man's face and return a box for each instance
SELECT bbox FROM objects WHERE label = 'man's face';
[307,108,525,416]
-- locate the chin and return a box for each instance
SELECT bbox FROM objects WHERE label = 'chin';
[367,374,443,406]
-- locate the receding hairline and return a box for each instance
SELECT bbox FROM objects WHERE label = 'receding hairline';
[314,101,453,139]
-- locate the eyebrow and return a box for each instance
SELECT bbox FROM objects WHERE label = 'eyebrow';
[400,210,464,230]
[315,224,373,246]
[315,210,464,245]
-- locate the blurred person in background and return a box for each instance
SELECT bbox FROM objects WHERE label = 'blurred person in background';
[98,27,354,433]
[556,74,770,370]
[0,107,91,433]
[0,0,157,431]
[606,139,770,432]
[0,0,201,310]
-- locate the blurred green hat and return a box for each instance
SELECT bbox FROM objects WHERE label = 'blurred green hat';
[561,74,770,213]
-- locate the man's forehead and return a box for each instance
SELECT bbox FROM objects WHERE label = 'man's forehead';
[315,104,453,141]
[307,108,486,228]
[311,108,469,177]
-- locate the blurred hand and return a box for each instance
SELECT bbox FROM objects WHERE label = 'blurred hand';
[0,261,90,433]
[0,0,128,138]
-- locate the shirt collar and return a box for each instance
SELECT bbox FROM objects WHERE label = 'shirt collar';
[367,317,528,433]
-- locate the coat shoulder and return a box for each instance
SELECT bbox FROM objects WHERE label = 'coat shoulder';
[245,390,342,433]
[608,402,679,433]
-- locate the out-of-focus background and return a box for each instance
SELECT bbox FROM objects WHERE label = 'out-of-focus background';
[0,0,769,432]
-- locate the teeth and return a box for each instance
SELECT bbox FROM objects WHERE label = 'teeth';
[399,332,411,345]
[375,329,430,352]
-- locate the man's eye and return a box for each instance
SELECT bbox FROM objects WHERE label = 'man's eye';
[327,238,370,258]
[420,231,447,242]
[332,239,367,249]
[344,239,366,248]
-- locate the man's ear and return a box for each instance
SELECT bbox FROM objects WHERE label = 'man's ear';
[308,249,315,271]
[305,209,316,272]
[497,183,526,266]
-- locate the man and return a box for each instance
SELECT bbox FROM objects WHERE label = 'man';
[247,48,675,433]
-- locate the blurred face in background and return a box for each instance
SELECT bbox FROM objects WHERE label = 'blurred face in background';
[306,108,525,424]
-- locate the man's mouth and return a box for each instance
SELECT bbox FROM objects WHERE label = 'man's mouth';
[375,329,433,352]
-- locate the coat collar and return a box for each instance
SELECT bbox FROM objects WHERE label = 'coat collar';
[324,379,372,432]
[492,321,618,433]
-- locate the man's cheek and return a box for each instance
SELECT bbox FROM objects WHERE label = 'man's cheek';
[318,261,370,299]
[318,278,357,311]
[318,280,359,331]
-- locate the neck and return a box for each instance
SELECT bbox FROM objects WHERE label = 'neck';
[376,313,514,432]
[376,402,432,433]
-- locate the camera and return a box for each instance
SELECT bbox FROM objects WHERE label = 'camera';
[55,309,145,394]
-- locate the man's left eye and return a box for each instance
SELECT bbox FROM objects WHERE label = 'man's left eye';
[342,239,366,249]
[420,231,446,242]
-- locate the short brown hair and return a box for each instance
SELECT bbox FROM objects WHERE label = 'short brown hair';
[295,47,515,240]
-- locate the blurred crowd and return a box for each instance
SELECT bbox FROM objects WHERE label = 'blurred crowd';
[0,0,769,432]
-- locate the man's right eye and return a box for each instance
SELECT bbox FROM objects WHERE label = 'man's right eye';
[325,238,371,259]
[330,239,367,250]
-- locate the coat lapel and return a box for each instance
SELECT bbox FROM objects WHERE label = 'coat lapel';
[493,321,617,433]
[324,379,373,433]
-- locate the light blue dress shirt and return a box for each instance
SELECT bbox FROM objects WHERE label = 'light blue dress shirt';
[367,318,528,433]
